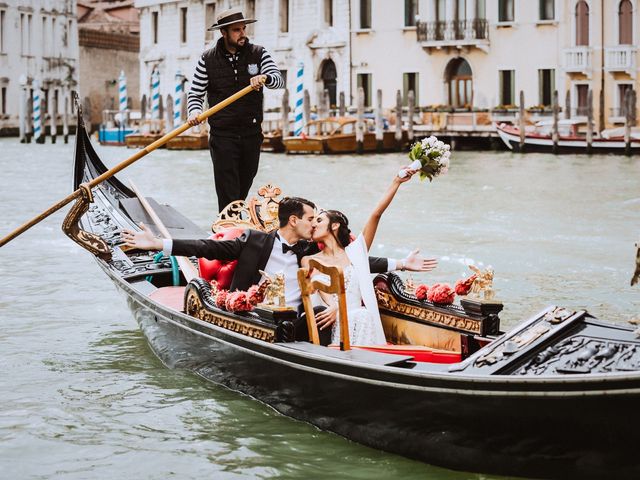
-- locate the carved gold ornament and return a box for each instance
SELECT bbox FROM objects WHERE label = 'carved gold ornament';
[376,289,483,335]
[468,265,495,300]
[62,183,112,261]
[258,270,286,308]
[211,184,283,233]
[403,275,416,295]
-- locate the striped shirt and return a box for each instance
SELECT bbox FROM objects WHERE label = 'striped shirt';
[187,47,284,115]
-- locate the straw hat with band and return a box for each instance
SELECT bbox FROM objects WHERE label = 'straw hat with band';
[208,8,257,31]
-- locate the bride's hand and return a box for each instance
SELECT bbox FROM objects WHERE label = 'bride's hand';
[316,304,338,330]
[396,166,418,183]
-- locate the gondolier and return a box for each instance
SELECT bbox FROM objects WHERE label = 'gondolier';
[187,7,284,211]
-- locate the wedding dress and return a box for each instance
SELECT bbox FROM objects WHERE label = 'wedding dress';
[311,234,387,346]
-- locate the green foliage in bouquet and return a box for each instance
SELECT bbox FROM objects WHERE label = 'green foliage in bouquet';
[408,142,444,182]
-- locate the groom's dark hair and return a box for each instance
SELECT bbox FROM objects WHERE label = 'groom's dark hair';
[278,197,316,227]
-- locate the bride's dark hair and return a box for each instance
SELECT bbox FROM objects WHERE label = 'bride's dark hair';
[323,210,352,248]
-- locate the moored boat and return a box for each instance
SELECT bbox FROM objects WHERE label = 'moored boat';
[165,131,209,150]
[283,117,406,154]
[67,113,640,479]
[125,119,165,148]
[496,121,640,153]
[261,118,286,153]
[98,110,135,146]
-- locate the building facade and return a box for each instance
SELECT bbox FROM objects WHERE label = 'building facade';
[351,0,638,128]
[0,0,79,135]
[134,0,638,128]
[136,0,217,116]
[78,1,140,127]
[134,0,350,113]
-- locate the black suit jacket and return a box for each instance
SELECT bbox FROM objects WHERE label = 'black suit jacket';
[172,229,389,292]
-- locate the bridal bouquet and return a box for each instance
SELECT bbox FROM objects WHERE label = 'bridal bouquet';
[400,136,451,181]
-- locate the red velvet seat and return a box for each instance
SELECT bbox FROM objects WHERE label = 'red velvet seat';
[198,227,245,289]
[329,344,461,364]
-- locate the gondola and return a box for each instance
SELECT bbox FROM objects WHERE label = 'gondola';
[68,112,640,479]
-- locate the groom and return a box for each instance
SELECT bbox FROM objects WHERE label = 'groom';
[121,196,435,342]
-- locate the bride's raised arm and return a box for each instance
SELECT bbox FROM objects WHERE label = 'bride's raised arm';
[362,169,416,250]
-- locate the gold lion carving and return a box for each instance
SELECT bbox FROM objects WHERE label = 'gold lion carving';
[468,265,495,300]
[258,270,286,308]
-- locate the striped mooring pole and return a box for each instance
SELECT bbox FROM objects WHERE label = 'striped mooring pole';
[33,80,43,143]
[293,62,304,136]
[118,70,127,126]
[151,67,160,120]
[174,70,182,128]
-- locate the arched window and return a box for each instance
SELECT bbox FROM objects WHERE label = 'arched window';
[320,59,337,107]
[619,0,633,44]
[575,1,589,46]
[445,58,473,108]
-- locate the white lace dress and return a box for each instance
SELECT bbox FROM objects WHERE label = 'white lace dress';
[312,260,387,346]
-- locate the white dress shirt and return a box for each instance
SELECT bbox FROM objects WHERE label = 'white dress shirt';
[261,231,302,309]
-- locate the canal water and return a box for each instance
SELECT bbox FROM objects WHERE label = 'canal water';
[0,136,638,479]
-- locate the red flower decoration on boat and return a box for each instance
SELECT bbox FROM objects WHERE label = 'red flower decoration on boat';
[427,283,455,305]
[455,274,477,296]
[225,291,253,312]
[247,284,266,305]
[415,284,430,301]
[215,289,229,309]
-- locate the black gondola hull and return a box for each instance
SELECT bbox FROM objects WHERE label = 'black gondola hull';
[108,267,640,479]
[74,108,640,478]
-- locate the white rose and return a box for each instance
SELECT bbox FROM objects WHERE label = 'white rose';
[440,157,450,168]
[444,144,450,151]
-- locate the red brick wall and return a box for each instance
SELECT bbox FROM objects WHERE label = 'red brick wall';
[79,29,140,53]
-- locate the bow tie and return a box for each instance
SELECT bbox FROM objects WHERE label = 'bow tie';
[282,242,302,255]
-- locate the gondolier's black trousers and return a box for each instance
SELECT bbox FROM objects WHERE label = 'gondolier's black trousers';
[209,130,263,212]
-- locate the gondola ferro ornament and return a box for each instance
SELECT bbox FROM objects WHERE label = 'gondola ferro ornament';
[61,182,112,261]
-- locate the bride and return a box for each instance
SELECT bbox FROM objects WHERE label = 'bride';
[301,168,433,346]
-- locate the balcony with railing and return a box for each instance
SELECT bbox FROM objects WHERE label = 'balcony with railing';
[605,46,637,78]
[417,19,489,51]
[564,47,592,76]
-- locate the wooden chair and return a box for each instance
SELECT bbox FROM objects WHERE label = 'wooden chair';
[297,259,351,351]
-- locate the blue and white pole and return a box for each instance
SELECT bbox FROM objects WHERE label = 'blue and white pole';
[118,70,127,126]
[174,70,182,128]
[151,67,160,120]
[33,80,42,142]
[293,62,304,136]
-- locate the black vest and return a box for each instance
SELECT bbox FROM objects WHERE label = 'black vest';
[202,38,264,133]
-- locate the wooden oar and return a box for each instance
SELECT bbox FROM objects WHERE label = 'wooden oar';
[128,180,198,283]
[0,84,255,249]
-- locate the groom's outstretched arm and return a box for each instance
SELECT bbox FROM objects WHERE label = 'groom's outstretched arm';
[368,256,389,273]
[171,229,250,260]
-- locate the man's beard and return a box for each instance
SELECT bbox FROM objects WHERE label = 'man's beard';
[228,37,247,49]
